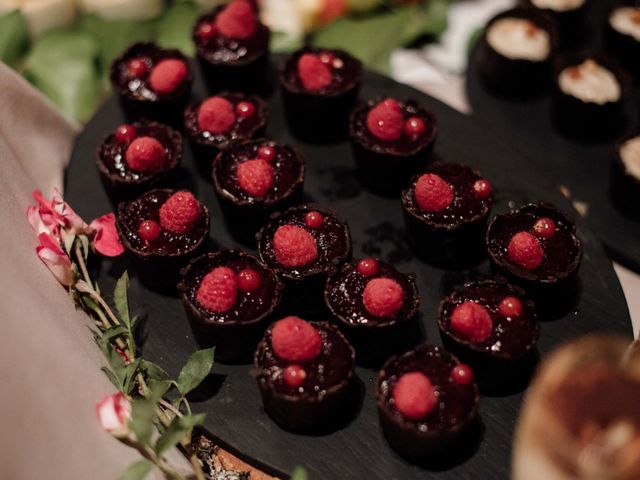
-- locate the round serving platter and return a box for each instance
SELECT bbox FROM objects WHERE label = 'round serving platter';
[66,59,632,479]
[466,2,640,271]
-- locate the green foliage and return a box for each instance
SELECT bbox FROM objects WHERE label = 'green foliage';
[155,413,205,455]
[0,10,29,68]
[119,459,155,480]
[176,347,215,395]
[156,2,200,56]
[270,31,304,54]
[130,397,157,445]
[291,466,309,480]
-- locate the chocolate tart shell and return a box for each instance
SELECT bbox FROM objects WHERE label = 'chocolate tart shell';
[610,131,640,220]
[116,188,210,292]
[96,120,182,203]
[521,0,590,46]
[605,6,640,83]
[254,321,356,431]
[178,250,283,363]
[280,48,363,143]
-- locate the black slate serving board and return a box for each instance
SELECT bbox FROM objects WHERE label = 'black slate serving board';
[66,63,632,479]
[466,1,640,271]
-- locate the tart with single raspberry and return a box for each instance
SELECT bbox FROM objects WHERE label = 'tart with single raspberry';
[97,121,182,201]
[402,162,493,266]
[324,258,420,365]
[193,0,270,93]
[254,316,356,430]
[178,250,283,363]
[377,344,479,459]
[212,139,305,244]
[280,48,363,142]
[116,189,210,291]
[110,43,192,124]
[184,92,267,171]
[611,130,640,219]
[350,97,438,194]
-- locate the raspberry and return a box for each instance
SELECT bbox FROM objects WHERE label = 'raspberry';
[533,217,557,239]
[159,191,202,234]
[450,364,474,386]
[283,364,307,388]
[356,258,379,276]
[366,98,404,141]
[392,372,437,420]
[149,59,188,95]
[215,0,257,39]
[363,277,404,317]
[197,267,238,313]
[450,301,493,344]
[414,173,454,213]
[271,316,322,362]
[237,159,273,197]
[237,269,261,292]
[197,97,236,134]
[125,137,166,173]
[273,225,318,267]
[508,231,544,270]
[297,53,332,92]
[498,296,522,317]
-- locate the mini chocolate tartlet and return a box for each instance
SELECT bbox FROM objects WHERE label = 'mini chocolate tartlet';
[611,131,640,219]
[192,0,271,93]
[324,258,420,365]
[254,316,356,431]
[178,250,283,363]
[552,52,631,140]
[97,121,182,202]
[184,92,267,173]
[110,42,193,125]
[257,204,352,316]
[116,189,210,291]
[479,8,559,98]
[606,4,640,82]
[522,0,589,45]
[377,344,480,459]
[280,48,363,143]
[402,162,493,266]
[350,97,438,195]
[212,139,305,245]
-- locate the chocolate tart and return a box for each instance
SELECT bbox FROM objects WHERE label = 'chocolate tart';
[402,162,493,267]
[96,120,182,202]
[280,48,363,143]
[478,8,559,99]
[254,321,356,431]
[116,189,210,292]
[192,4,271,94]
[377,344,480,459]
[212,139,305,246]
[109,42,193,126]
[257,204,352,317]
[606,4,640,83]
[184,92,267,174]
[522,0,590,46]
[611,130,640,219]
[438,279,539,390]
[178,250,283,363]
[324,259,420,366]
[552,52,631,141]
[350,98,438,195]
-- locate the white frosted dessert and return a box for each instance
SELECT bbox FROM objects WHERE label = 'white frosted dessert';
[609,7,640,42]
[487,18,551,61]
[558,59,621,105]
[531,0,584,12]
[620,136,640,180]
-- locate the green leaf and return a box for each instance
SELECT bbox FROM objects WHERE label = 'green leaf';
[123,358,142,395]
[270,32,304,54]
[101,366,122,390]
[176,347,215,395]
[0,10,29,68]
[400,0,450,46]
[140,360,170,381]
[346,0,382,13]
[156,2,200,56]
[119,459,155,480]
[291,466,309,480]
[155,413,205,455]
[23,29,102,122]
[114,272,131,327]
[129,397,157,445]
[102,325,128,343]
[148,379,174,397]
[467,26,484,55]
[96,336,127,387]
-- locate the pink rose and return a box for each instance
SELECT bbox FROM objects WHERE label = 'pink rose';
[96,392,131,435]
[36,233,73,286]
[28,188,90,241]
[89,213,124,257]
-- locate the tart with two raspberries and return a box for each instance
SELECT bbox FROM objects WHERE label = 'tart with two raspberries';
[254,316,356,430]
[280,47,363,142]
[377,344,479,459]
[116,189,210,291]
[97,120,182,200]
[178,250,283,363]
[193,0,271,93]
[350,97,438,194]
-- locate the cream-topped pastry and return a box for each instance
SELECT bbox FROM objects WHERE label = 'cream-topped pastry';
[487,18,551,61]
[531,0,584,12]
[558,59,621,105]
[620,136,640,180]
[609,7,640,42]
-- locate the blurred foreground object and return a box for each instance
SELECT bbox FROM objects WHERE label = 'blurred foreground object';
[0,0,76,38]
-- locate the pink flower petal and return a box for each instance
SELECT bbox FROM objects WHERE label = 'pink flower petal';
[96,392,131,433]
[90,213,124,257]
[36,233,73,286]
